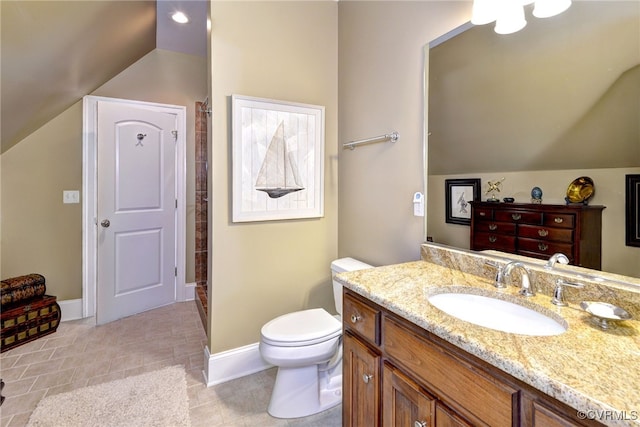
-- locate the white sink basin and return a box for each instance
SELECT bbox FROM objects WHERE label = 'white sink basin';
[428,292,567,336]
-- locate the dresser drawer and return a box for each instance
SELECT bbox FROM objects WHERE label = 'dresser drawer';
[494,210,542,224]
[382,316,517,427]
[473,206,493,220]
[472,232,516,252]
[474,220,516,235]
[518,225,574,243]
[343,292,380,345]
[543,213,575,229]
[518,238,573,258]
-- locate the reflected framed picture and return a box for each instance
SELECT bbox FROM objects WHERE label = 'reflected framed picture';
[625,174,640,247]
[445,178,480,225]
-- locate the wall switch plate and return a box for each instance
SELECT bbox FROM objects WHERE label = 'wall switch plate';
[63,190,80,204]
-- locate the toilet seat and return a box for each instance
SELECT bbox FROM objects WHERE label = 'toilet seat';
[261,308,341,347]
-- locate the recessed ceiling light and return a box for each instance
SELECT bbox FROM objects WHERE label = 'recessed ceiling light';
[172,11,189,24]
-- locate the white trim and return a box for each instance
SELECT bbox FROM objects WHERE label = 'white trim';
[82,95,187,320]
[59,299,84,322]
[429,21,473,48]
[202,343,272,387]
[184,282,196,301]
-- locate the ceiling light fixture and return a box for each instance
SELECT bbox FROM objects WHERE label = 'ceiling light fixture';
[533,0,572,18]
[471,0,571,35]
[171,11,189,24]
[495,1,527,35]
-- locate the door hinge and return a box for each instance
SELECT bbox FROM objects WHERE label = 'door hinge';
[175,199,178,209]
[175,267,177,277]
[171,130,178,141]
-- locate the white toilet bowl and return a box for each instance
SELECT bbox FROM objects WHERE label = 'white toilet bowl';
[260,308,342,418]
[259,258,372,419]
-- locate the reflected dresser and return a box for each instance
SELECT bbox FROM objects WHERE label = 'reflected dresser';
[470,202,605,269]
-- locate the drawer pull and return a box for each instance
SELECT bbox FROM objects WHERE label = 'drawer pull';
[350,314,361,323]
[538,229,549,237]
[511,213,522,221]
[414,422,427,427]
[538,243,549,251]
[362,373,373,384]
[488,224,497,231]
[554,217,564,224]
[479,212,486,216]
[488,236,497,243]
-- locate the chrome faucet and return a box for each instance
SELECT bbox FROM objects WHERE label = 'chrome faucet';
[502,261,534,297]
[484,261,506,289]
[551,278,584,306]
[544,253,569,270]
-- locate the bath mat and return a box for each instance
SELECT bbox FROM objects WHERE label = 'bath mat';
[26,365,191,427]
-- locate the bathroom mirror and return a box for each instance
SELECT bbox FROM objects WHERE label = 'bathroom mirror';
[425,1,640,279]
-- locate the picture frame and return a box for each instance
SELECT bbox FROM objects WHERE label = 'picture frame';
[625,174,640,247]
[445,178,481,225]
[231,95,325,222]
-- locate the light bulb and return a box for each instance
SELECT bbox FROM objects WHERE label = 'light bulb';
[471,0,499,25]
[533,0,571,18]
[171,11,189,24]
[494,2,526,34]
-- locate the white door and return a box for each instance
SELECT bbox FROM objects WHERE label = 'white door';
[96,101,178,325]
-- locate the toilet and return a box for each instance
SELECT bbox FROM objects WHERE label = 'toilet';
[259,257,372,419]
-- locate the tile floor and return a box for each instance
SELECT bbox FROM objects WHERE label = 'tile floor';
[0,302,341,427]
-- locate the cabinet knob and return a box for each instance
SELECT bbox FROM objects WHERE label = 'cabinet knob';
[554,217,564,224]
[350,314,361,323]
[414,422,427,427]
[538,229,549,237]
[538,243,549,251]
[488,236,497,243]
[488,224,497,231]
[362,373,373,384]
[511,213,522,221]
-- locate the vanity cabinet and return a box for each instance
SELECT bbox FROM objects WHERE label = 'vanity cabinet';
[342,290,604,427]
[344,332,380,426]
[470,202,605,269]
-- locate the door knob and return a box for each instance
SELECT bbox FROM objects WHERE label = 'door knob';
[362,374,373,384]
[101,219,110,228]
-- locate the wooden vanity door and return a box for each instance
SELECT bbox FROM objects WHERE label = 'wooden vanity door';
[343,331,380,426]
[382,363,435,427]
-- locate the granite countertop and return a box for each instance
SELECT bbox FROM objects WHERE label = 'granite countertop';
[336,258,640,427]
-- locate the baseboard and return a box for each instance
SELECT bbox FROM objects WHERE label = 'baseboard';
[59,299,84,322]
[184,282,196,301]
[202,343,272,387]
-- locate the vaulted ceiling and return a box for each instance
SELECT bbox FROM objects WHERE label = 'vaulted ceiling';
[1,0,207,154]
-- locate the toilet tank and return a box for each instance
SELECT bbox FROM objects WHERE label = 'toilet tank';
[331,257,372,316]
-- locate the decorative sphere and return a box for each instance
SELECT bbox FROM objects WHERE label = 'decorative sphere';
[531,187,543,200]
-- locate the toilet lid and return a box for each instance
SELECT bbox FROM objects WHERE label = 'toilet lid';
[261,308,341,347]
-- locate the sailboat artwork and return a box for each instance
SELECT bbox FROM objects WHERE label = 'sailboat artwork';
[255,121,305,199]
[231,94,324,222]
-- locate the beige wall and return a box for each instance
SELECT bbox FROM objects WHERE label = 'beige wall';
[208,1,339,353]
[0,155,2,280]
[337,1,472,266]
[1,49,205,298]
[2,103,83,299]
[428,168,640,279]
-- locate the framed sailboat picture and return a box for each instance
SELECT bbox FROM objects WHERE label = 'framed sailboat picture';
[232,95,325,222]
